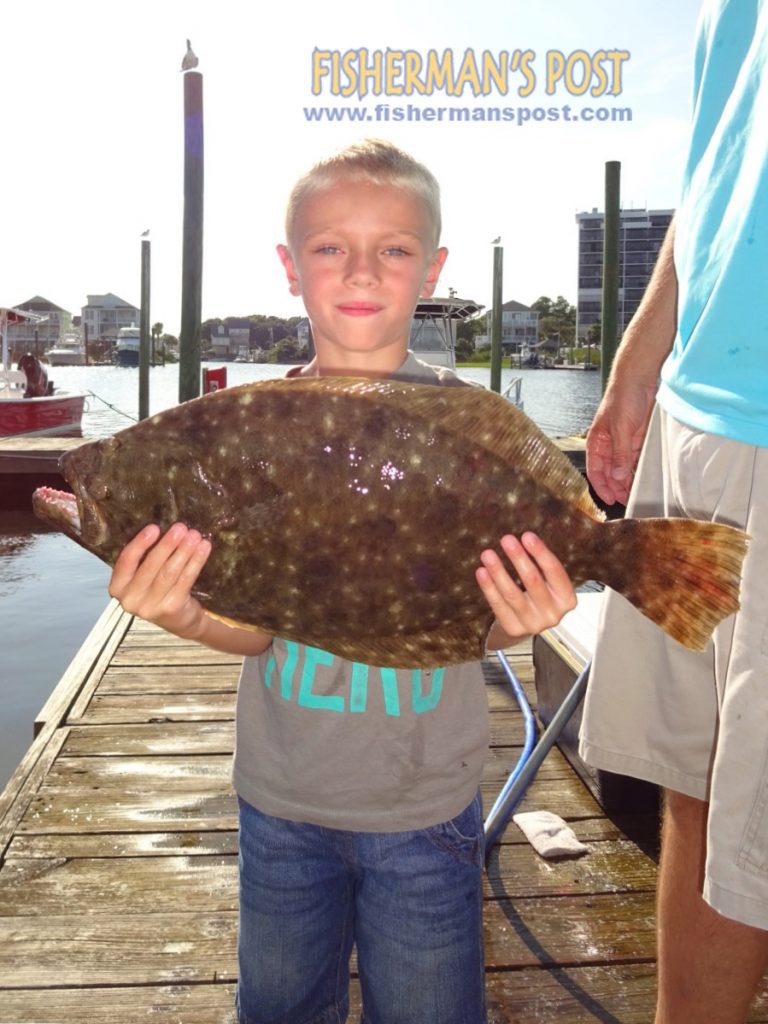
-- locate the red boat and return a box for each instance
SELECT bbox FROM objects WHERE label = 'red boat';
[1,307,86,437]
[0,382,86,437]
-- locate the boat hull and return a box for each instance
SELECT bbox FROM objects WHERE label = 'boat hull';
[47,351,86,367]
[0,393,87,437]
[115,349,140,367]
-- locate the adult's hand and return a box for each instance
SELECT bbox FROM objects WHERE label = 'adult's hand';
[586,377,657,506]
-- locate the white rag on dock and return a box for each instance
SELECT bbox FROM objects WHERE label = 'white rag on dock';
[512,810,589,859]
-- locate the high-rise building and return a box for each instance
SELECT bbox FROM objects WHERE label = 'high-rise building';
[575,208,674,340]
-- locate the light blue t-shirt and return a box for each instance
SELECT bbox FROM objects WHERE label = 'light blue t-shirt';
[657,0,768,446]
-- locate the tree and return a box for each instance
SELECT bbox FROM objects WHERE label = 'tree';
[585,320,602,346]
[455,335,476,361]
[267,337,308,363]
[454,312,486,361]
[531,296,554,317]
[532,294,576,346]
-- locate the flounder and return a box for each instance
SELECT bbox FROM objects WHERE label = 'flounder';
[33,377,748,668]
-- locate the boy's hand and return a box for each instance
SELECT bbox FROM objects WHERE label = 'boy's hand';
[476,533,576,648]
[108,523,212,640]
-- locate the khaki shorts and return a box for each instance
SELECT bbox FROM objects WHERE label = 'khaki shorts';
[579,405,768,929]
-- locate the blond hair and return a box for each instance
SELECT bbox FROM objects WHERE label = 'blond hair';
[285,138,441,247]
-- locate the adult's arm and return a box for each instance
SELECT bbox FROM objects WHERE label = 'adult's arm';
[586,218,679,506]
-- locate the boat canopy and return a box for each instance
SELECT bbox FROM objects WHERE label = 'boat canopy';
[412,296,484,321]
[1,306,43,370]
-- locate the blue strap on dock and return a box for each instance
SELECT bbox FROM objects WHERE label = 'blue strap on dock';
[483,651,592,853]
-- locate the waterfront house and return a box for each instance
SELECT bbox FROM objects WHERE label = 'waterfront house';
[6,296,72,355]
[81,293,140,346]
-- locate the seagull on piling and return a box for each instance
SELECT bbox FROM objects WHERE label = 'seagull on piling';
[181,39,199,71]
[491,235,501,244]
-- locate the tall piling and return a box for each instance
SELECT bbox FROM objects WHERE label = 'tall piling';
[139,237,151,420]
[179,66,204,403]
[490,244,503,394]
[601,161,621,391]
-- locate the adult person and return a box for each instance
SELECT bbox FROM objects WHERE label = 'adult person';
[579,2,768,1021]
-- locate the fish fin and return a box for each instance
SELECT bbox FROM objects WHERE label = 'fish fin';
[318,618,491,669]
[275,376,602,520]
[600,518,749,650]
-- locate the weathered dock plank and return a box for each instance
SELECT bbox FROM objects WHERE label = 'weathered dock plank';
[0,911,239,987]
[0,839,655,916]
[0,985,239,1024]
[69,690,238,724]
[0,896,661,990]
[62,720,235,756]
[17,789,238,834]
[6,814,639,862]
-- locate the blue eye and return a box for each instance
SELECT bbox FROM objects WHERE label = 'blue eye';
[384,246,409,257]
[315,245,341,255]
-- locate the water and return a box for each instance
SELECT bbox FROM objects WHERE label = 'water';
[0,513,112,790]
[48,361,601,439]
[0,362,600,792]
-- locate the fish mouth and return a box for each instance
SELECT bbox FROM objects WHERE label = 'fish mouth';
[33,478,110,551]
[32,486,83,538]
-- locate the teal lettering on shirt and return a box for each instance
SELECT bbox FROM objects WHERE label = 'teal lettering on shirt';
[351,663,402,717]
[379,668,402,717]
[349,662,370,713]
[411,668,445,713]
[280,640,300,700]
[261,642,444,719]
[297,644,343,712]
[263,653,276,690]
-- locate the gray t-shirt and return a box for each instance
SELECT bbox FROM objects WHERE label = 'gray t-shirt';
[232,353,490,831]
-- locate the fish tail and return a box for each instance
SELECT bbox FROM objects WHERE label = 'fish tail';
[599,517,749,651]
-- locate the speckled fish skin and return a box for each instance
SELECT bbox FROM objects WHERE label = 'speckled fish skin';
[33,377,748,667]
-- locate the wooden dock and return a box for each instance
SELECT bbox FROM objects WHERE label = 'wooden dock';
[1,605,767,1022]
[0,436,90,509]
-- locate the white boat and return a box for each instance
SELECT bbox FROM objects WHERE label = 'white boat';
[409,295,482,369]
[115,326,140,367]
[502,376,524,412]
[409,295,523,409]
[47,334,86,366]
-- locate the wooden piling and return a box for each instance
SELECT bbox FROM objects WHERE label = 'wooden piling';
[490,244,503,394]
[139,237,151,421]
[601,161,621,391]
[178,70,204,404]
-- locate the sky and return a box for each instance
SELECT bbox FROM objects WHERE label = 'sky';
[1,0,702,336]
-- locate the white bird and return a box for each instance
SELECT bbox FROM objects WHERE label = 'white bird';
[181,39,199,71]
[491,235,501,244]
[141,229,150,238]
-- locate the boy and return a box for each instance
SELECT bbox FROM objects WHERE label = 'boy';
[109,139,576,1024]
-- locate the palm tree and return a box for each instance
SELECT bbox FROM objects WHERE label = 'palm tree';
[151,322,164,364]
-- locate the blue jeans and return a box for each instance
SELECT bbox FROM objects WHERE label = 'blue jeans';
[236,795,487,1024]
